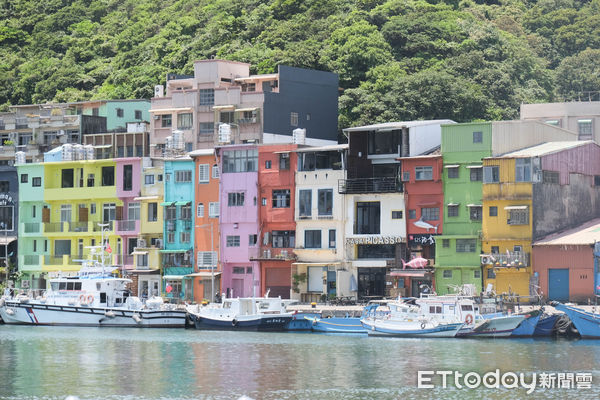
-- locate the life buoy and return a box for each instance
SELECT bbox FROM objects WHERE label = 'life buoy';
[87,295,94,305]
[232,319,238,327]
[79,294,87,304]
[465,314,474,324]
[421,322,426,329]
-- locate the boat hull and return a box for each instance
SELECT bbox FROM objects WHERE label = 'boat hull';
[458,315,525,338]
[308,316,366,334]
[553,303,600,338]
[533,314,559,336]
[361,319,463,338]
[511,310,542,337]
[0,300,186,327]
[189,313,292,331]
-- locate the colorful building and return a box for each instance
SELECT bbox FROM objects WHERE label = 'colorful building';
[162,157,195,302]
[218,144,259,298]
[190,149,220,303]
[482,141,600,299]
[293,144,349,302]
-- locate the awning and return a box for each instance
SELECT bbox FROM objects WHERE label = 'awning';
[160,202,175,206]
[466,204,482,207]
[131,251,148,255]
[134,196,159,201]
[93,144,113,149]
[149,107,193,114]
[127,269,160,274]
[186,272,223,277]
[273,150,291,154]
[578,119,592,123]
[234,74,278,82]
[444,164,459,168]
[0,236,17,245]
[291,262,341,266]
[418,201,439,206]
[162,275,185,280]
[212,105,235,110]
[175,201,191,206]
[466,165,483,169]
[235,107,259,112]
[447,203,460,206]
[504,205,528,210]
[390,270,429,277]
[159,249,189,253]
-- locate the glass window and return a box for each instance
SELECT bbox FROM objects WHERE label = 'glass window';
[32,177,41,187]
[543,171,559,184]
[128,202,140,220]
[148,203,157,222]
[161,114,172,128]
[0,206,14,230]
[177,113,193,129]
[368,129,401,155]
[62,169,74,188]
[249,234,257,246]
[447,167,458,178]
[165,205,177,220]
[578,119,592,138]
[21,174,28,183]
[197,203,204,218]
[357,244,395,258]
[456,239,477,253]
[279,153,290,170]
[212,165,219,179]
[290,112,298,127]
[272,190,290,208]
[144,174,155,185]
[209,202,219,217]
[181,204,192,220]
[123,165,133,191]
[175,170,192,182]
[508,209,529,225]
[199,122,214,136]
[304,230,321,249]
[448,205,458,217]
[101,166,114,186]
[443,270,452,278]
[0,181,8,191]
[328,229,336,248]
[272,231,295,248]
[355,202,380,234]
[228,192,245,207]
[474,270,481,279]
[102,203,116,222]
[265,160,272,169]
[317,189,333,216]
[489,206,498,217]
[473,131,483,143]
[470,168,483,181]
[421,207,439,221]
[487,268,496,279]
[116,108,124,118]
[408,209,416,219]
[483,166,499,183]
[226,236,240,247]
[391,210,403,219]
[222,149,258,173]
[199,89,215,105]
[442,239,450,248]
[515,158,531,182]
[469,206,482,221]
[135,110,142,120]
[299,190,311,217]
[198,164,209,183]
[415,166,433,181]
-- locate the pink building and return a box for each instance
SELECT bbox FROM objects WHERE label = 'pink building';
[115,158,142,271]
[217,144,260,298]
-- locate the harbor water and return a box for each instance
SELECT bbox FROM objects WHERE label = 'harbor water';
[1,326,600,400]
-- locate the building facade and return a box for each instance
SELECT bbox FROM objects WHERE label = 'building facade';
[521,101,600,141]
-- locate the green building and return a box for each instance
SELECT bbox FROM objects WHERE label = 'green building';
[75,100,150,132]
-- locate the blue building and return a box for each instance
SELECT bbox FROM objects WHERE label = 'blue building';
[0,164,18,286]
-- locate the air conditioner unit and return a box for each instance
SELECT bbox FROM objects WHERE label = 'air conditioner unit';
[154,85,164,98]
[137,238,147,248]
[480,255,495,265]
[155,239,163,248]
[21,280,30,289]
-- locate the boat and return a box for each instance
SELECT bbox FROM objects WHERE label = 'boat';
[510,309,542,337]
[305,304,384,334]
[0,226,187,327]
[550,301,600,338]
[533,313,560,336]
[187,294,294,331]
[360,298,467,338]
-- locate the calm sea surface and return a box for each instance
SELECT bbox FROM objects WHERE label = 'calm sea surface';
[1,325,599,400]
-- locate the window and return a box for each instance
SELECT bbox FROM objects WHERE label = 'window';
[199,122,214,136]
[137,253,148,267]
[101,166,114,186]
[128,202,140,220]
[515,158,531,182]
[545,119,560,126]
[456,239,477,253]
[197,203,204,218]
[368,129,401,155]
[304,230,321,248]
[489,206,498,217]
[491,246,499,254]
[470,168,483,181]
[212,165,219,179]
[60,204,72,223]
[116,108,124,118]
[32,177,41,187]
[135,110,142,120]
[32,205,36,218]
[408,209,416,219]
[272,231,295,248]
[249,234,257,246]
[261,197,266,206]
[357,244,395,258]
[578,119,592,138]
[90,203,96,214]
[161,115,172,128]
[421,207,439,221]
[443,270,452,278]
[299,190,312,217]
[181,204,192,220]
[447,205,459,217]
[442,239,450,248]
[102,203,116,222]
[329,229,336,248]
[265,160,272,169]
[355,202,380,234]
[144,174,155,185]
[447,167,459,179]
[279,153,290,170]
[228,192,245,207]
[165,205,177,220]
[0,206,14,230]
[167,232,175,243]
[220,111,234,124]
[508,209,529,225]
[199,89,215,105]
[415,166,433,181]
[226,235,240,247]
[473,131,483,143]
[158,174,163,182]
[62,169,74,188]
[177,113,193,129]
[148,203,157,222]
[21,174,28,183]
[175,170,192,182]
[483,166,499,183]
[123,165,133,191]
[391,211,403,219]
[317,189,333,216]
[290,112,299,126]
[198,164,209,183]
[87,174,95,187]
[233,267,245,274]
[474,270,481,279]
[209,202,220,217]
[543,171,559,184]
[0,181,8,192]
[180,231,190,243]
[469,206,482,221]
[222,149,258,173]
[272,189,290,208]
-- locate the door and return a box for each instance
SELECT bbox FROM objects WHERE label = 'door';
[265,267,291,299]
[232,278,244,298]
[184,279,193,302]
[327,270,336,297]
[411,278,432,297]
[548,269,569,301]
[357,267,385,299]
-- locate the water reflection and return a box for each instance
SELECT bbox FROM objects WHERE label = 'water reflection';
[1,327,599,399]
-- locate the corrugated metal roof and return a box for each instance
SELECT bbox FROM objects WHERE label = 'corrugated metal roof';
[494,141,592,158]
[294,144,348,152]
[534,218,600,246]
[187,149,215,157]
[343,119,455,133]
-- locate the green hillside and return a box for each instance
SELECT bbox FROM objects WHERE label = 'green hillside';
[1,0,599,129]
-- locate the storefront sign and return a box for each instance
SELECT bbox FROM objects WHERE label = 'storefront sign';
[345,236,404,245]
[409,234,436,246]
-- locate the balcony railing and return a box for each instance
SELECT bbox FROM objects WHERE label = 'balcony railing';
[481,251,530,267]
[114,254,134,265]
[93,221,113,231]
[249,247,296,261]
[69,222,89,233]
[44,222,65,233]
[23,222,41,233]
[117,220,137,232]
[163,266,193,276]
[338,177,403,194]
[44,255,71,265]
[23,255,40,265]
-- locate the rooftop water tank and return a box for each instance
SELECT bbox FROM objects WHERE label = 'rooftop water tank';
[15,151,26,165]
[218,124,231,144]
[61,143,73,161]
[292,128,306,145]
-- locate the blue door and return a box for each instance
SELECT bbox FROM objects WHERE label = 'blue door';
[327,270,336,297]
[548,269,569,301]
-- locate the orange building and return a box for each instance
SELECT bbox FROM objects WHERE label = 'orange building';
[190,149,221,303]
[253,144,298,299]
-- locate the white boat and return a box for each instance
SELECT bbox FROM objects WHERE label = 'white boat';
[187,293,295,331]
[0,227,186,327]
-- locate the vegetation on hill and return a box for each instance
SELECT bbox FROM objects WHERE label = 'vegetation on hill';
[1,0,599,129]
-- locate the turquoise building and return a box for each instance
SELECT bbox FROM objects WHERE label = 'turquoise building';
[75,100,150,132]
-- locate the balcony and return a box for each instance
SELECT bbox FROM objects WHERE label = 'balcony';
[338,177,403,194]
[44,255,72,265]
[44,222,65,233]
[69,222,89,233]
[23,222,41,234]
[114,254,134,265]
[116,219,138,232]
[92,221,113,232]
[23,255,40,266]
[163,266,193,276]
[249,247,296,261]
[481,251,530,267]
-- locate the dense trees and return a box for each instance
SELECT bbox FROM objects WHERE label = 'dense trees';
[0,0,598,130]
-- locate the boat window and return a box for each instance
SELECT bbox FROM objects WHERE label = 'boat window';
[67,282,74,290]
[258,302,269,310]
[429,306,442,314]
[100,292,107,303]
[449,306,454,311]
[96,283,101,290]
[116,298,122,304]
[461,305,473,311]
[223,302,231,309]
[51,282,59,291]
[59,282,67,290]
[74,282,82,290]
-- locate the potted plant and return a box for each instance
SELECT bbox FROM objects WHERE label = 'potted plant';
[292,272,306,293]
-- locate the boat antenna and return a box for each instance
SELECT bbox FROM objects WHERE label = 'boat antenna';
[98,222,109,275]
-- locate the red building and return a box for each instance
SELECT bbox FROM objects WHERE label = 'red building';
[253,144,298,299]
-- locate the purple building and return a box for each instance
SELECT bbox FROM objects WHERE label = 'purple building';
[217,145,260,298]
[115,158,142,272]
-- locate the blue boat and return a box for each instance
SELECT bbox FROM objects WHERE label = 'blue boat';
[533,313,560,336]
[285,313,319,331]
[551,302,600,338]
[511,309,542,337]
[306,304,382,334]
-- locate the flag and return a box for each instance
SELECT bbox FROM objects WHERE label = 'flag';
[166,284,173,293]
[106,243,112,253]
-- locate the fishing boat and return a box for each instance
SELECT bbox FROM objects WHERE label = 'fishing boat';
[533,313,560,336]
[186,293,294,331]
[0,225,186,327]
[304,305,381,334]
[510,309,542,337]
[550,301,600,338]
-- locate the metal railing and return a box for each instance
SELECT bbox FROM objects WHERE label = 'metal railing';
[338,177,403,194]
[23,222,41,233]
[44,222,64,233]
[117,220,137,232]
[481,251,530,267]
[69,221,89,232]
[23,255,40,265]
[249,247,295,260]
